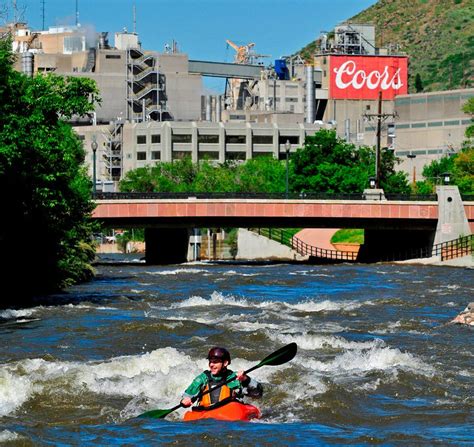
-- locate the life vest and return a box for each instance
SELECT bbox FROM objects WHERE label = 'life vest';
[198,370,234,408]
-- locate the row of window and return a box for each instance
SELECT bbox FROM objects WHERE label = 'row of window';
[396,149,447,156]
[135,150,284,161]
[395,119,471,129]
[396,93,473,105]
[136,135,300,145]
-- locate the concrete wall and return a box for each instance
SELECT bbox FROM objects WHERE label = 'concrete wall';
[236,229,308,261]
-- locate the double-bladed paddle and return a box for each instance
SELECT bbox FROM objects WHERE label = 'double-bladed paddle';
[138,342,297,419]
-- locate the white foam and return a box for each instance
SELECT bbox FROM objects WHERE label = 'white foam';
[306,344,434,377]
[0,369,36,417]
[280,299,372,313]
[0,430,22,442]
[65,304,117,311]
[171,291,250,309]
[172,291,371,314]
[0,347,291,419]
[0,308,36,319]
[223,270,258,277]
[148,268,207,276]
[274,332,379,351]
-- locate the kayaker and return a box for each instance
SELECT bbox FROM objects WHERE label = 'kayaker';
[181,347,263,409]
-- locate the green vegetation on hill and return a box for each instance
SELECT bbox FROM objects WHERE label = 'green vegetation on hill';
[300,0,474,92]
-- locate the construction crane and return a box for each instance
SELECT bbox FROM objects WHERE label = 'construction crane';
[226,39,255,64]
[225,40,271,110]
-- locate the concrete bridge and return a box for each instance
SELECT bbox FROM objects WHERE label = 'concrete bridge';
[92,189,474,263]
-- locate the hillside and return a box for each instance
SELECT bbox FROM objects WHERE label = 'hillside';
[299,0,474,93]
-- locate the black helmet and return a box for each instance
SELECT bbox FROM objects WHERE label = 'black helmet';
[207,347,231,364]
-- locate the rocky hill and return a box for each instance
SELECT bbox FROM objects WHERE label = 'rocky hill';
[299,0,474,93]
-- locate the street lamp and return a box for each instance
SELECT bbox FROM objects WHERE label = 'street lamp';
[285,139,291,198]
[369,176,376,189]
[442,172,450,185]
[91,135,98,194]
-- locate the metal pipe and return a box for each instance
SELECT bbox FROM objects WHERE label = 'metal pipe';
[21,52,34,77]
[215,95,221,122]
[205,95,212,122]
[375,91,382,188]
[306,65,315,123]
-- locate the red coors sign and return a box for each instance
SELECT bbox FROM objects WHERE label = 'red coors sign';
[329,55,408,100]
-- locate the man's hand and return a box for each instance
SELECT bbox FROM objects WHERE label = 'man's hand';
[181,397,193,407]
[236,370,248,382]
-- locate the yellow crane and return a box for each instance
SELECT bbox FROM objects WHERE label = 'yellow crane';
[226,39,255,64]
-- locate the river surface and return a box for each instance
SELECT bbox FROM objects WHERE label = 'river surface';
[0,257,473,446]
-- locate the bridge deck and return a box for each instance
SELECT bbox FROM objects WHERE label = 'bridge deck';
[92,198,468,230]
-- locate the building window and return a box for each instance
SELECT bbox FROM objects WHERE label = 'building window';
[366,105,371,111]
[225,135,246,144]
[137,135,147,144]
[279,136,299,145]
[151,134,161,144]
[199,151,219,160]
[198,134,219,144]
[151,151,161,160]
[106,54,121,59]
[137,152,147,160]
[226,151,246,160]
[172,134,192,143]
[172,151,191,160]
[253,152,273,159]
[253,135,273,144]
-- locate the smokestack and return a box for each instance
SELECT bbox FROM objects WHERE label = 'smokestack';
[205,95,212,122]
[305,65,315,124]
[215,95,222,122]
[21,52,34,77]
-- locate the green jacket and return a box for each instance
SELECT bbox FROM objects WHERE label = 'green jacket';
[183,369,241,399]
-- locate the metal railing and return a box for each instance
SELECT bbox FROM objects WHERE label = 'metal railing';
[250,229,472,263]
[434,235,473,261]
[250,228,359,261]
[291,235,359,261]
[93,192,448,201]
[250,228,295,247]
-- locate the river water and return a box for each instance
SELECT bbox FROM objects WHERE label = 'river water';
[0,257,473,446]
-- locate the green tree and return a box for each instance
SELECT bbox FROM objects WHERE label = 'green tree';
[120,158,287,193]
[414,73,423,93]
[415,148,473,195]
[463,97,474,138]
[290,129,409,193]
[0,38,100,301]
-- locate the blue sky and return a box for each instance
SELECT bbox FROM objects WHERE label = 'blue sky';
[17,0,377,91]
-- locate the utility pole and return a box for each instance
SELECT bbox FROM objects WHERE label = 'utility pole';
[133,2,136,34]
[41,0,46,30]
[363,91,396,189]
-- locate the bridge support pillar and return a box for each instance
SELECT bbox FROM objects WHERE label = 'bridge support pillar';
[145,228,190,264]
[434,186,471,244]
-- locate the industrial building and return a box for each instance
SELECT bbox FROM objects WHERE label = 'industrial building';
[5,20,473,190]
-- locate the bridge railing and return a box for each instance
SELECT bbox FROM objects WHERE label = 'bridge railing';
[250,228,295,246]
[252,228,472,263]
[93,192,453,201]
[250,228,359,261]
[434,235,473,261]
[291,235,359,261]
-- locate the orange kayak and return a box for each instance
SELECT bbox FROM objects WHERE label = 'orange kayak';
[183,401,261,422]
